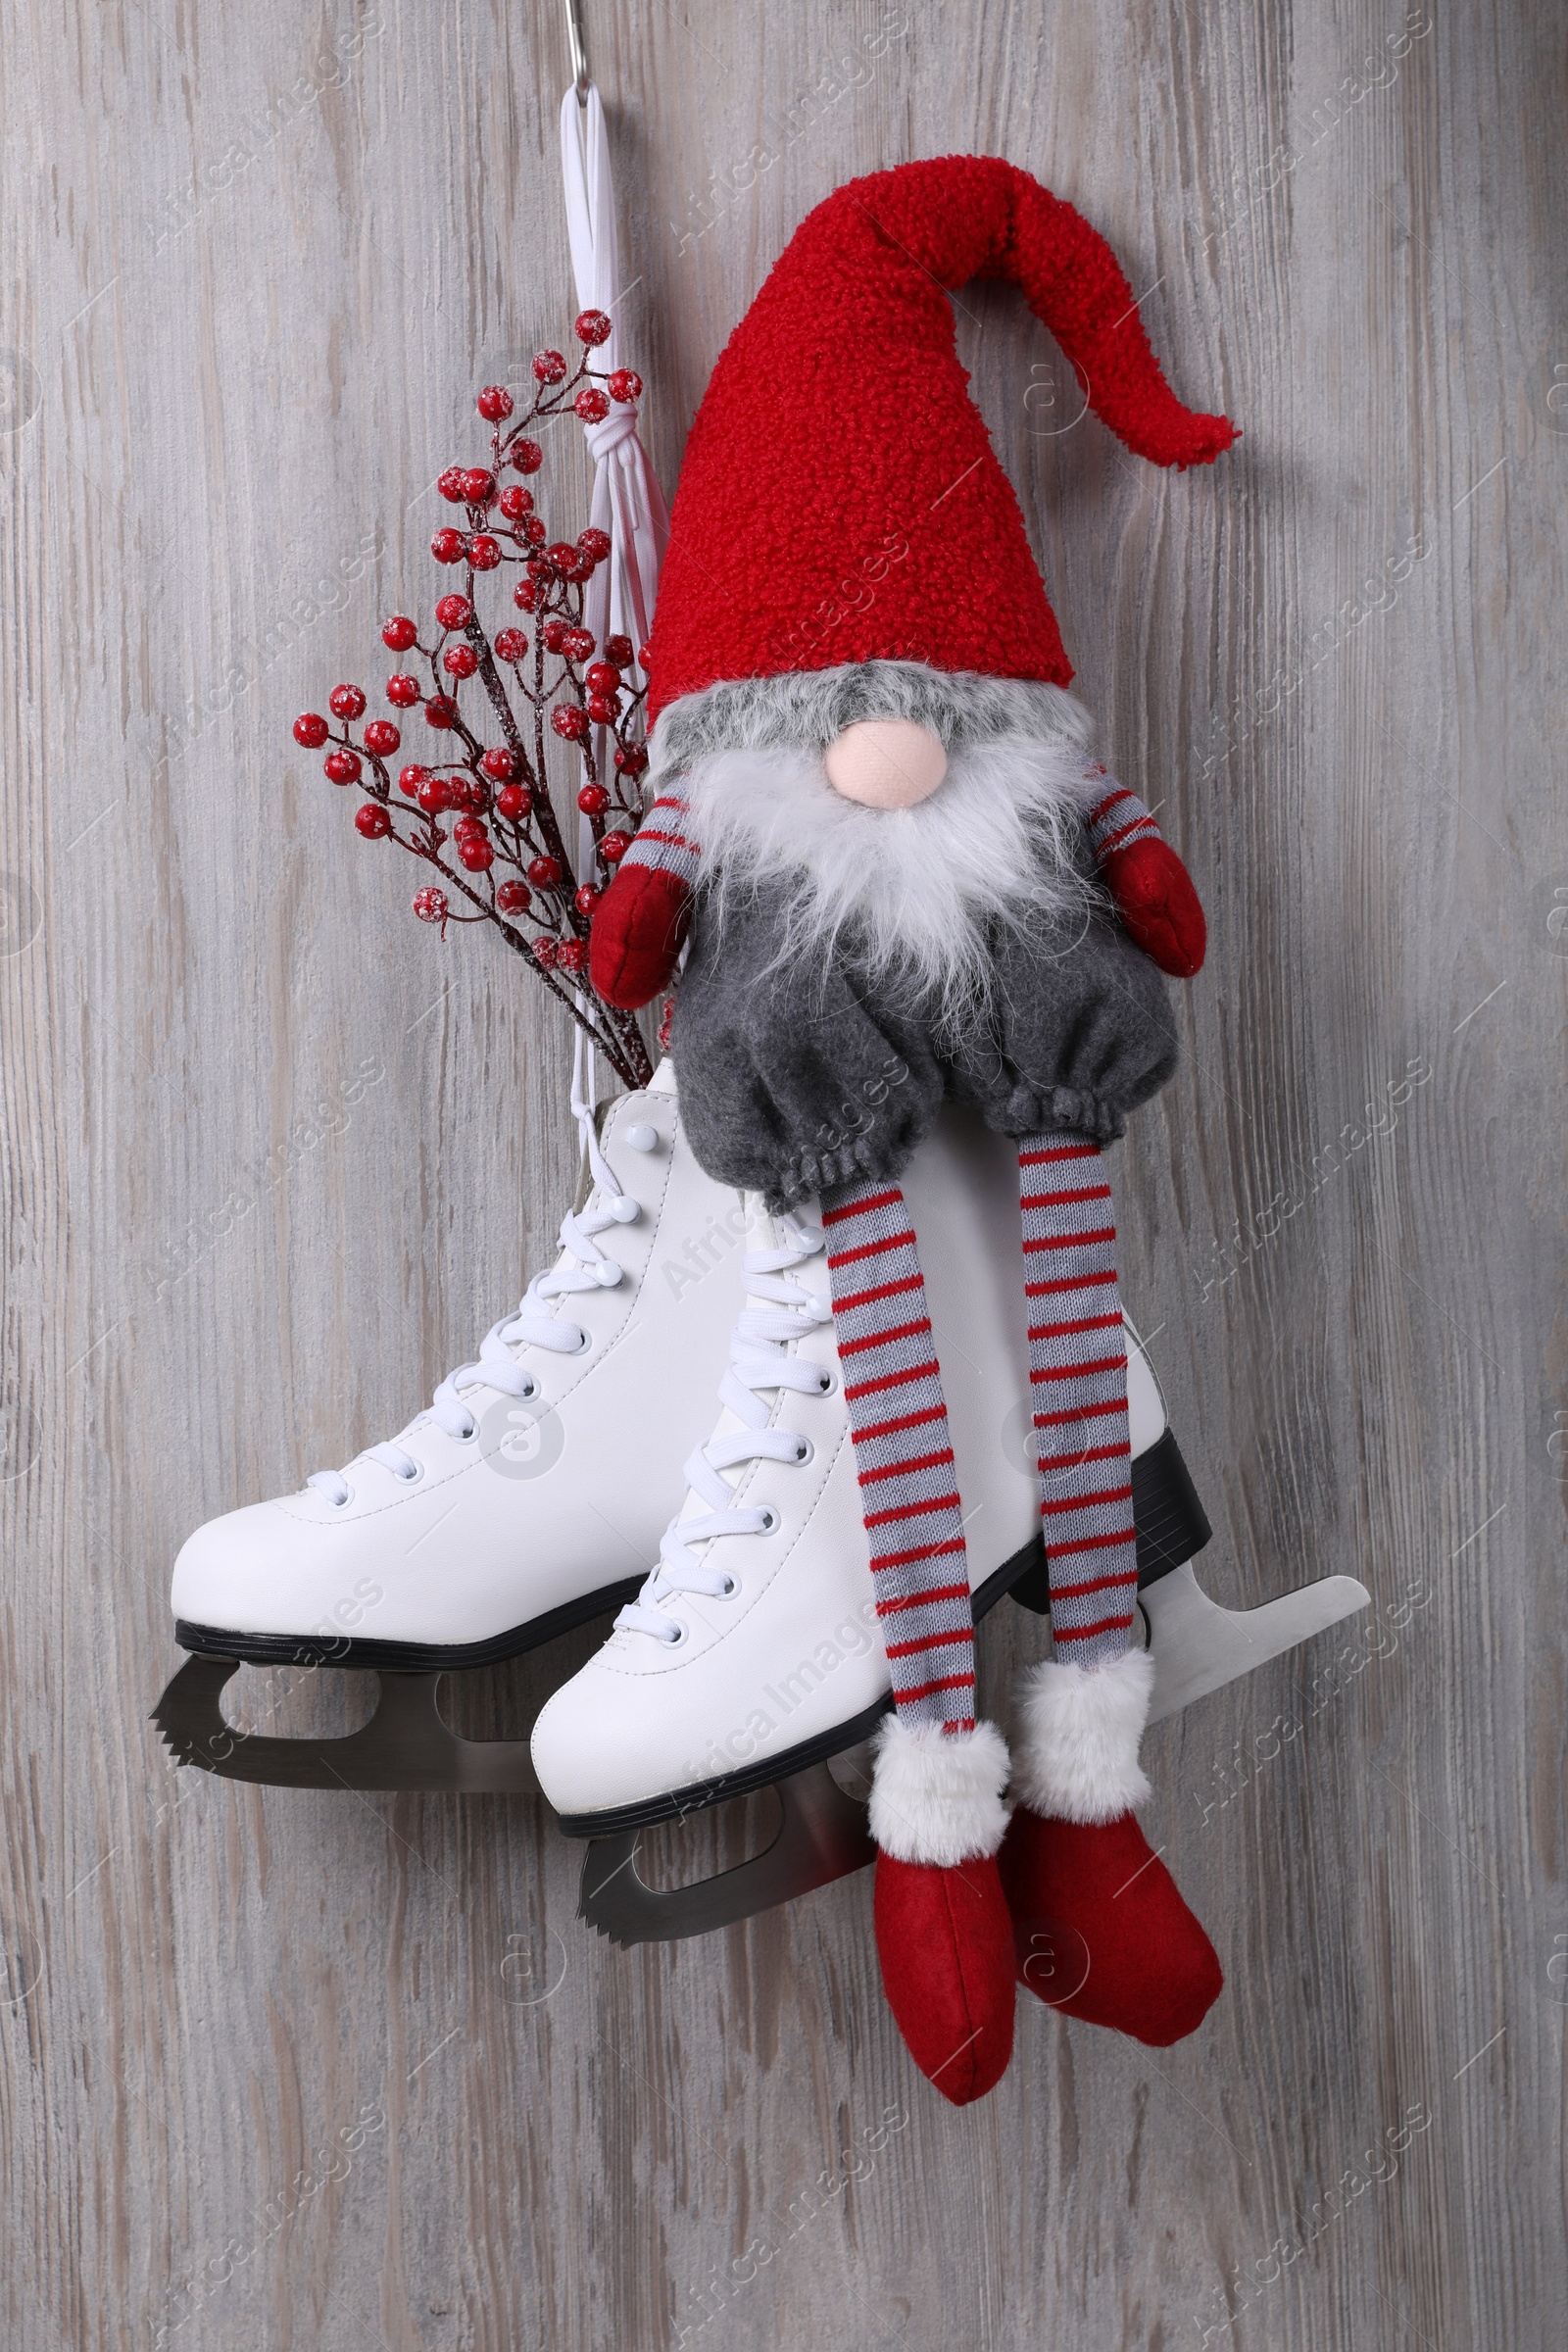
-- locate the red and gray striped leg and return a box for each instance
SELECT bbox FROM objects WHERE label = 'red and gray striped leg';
[822,1177,978,1730]
[1018,1133,1139,1666]
[820,1173,1014,2104]
[1003,1133,1223,2046]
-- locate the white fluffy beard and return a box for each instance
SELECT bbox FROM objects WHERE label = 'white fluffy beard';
[677,690,1104,1020]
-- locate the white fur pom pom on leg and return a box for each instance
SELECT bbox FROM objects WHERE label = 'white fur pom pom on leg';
[1012,1648,1155,1824]
[868,1717,1011,1866]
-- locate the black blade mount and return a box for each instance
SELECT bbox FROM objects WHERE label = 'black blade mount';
[578,1762,875,1946]
[151,1654,543,1794]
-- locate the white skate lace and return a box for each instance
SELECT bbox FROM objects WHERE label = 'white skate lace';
[615,1215,832,1644]
[306,1102,641,1503]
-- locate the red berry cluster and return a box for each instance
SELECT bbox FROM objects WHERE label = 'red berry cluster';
[294,314,655,1089]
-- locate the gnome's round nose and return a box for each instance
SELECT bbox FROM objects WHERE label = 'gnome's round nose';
[823,719,948,808]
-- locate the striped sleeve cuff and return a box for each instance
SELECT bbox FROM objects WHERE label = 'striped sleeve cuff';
[619,792,704,889]
[1080,763,1161,867]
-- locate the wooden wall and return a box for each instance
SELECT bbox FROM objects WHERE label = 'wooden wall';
[2,3,1564,2345]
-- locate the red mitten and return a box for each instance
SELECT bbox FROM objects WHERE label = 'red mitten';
[589,865,692,1009]
[868,1717,1016,2104]
[998,1806,1223,2046]
[1102,837,1207,978]
[874,1853,1016,2106]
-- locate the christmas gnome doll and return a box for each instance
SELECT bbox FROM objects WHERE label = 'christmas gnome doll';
[591,157,1232,2099]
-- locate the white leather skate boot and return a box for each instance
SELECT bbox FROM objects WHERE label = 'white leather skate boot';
[155,1064,752,1790]
[533,1102,1368,1942]
[532,1105,1044,1847]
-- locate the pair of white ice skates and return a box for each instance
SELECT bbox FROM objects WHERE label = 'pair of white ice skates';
[157,1064,1368,1943]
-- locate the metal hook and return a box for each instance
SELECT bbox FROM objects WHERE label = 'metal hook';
[563,0,590,106]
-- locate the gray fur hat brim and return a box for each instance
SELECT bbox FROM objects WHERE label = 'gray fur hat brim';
[646,660,1094,782]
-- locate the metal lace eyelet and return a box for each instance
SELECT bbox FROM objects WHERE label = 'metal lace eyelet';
[396,1460,422,1484]
[759,1506,781,1535]
[454,1418,479,1445]
[518,1376,539,1400]
[792,1437,814,1467]
[814,1368,837,1397]
[717,1574,738,1599]
[662,1619,688,1648]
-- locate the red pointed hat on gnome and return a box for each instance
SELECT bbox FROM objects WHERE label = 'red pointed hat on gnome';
[645,155,1237,724]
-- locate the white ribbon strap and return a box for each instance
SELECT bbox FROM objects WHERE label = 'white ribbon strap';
[559,77,670,1136]
[559,81,668,674]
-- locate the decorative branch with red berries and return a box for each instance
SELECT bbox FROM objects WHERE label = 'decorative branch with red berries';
[294,309,656,1091]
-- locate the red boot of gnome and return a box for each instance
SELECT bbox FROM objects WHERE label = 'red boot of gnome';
[869,1716,1016,2106]
[998,1649,1223,2045]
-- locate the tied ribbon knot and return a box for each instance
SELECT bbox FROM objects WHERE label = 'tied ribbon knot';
[582,400,642,464]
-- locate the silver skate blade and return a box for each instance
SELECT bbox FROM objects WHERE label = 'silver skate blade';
[1142,1564,1371,1725]
[579,1763,875,1946]
[152,1654,543,1793]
